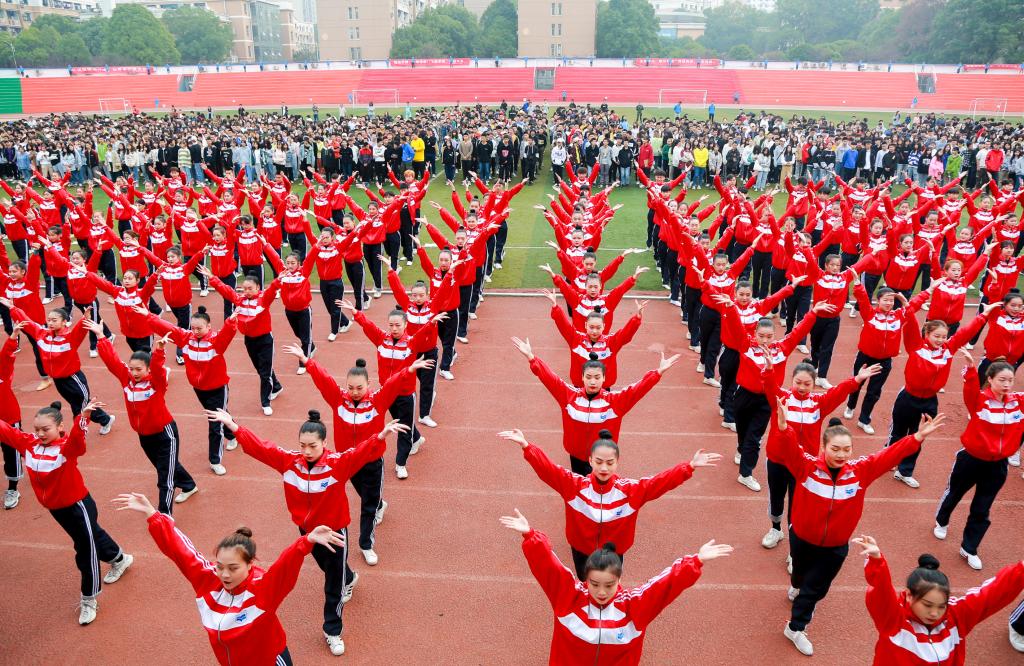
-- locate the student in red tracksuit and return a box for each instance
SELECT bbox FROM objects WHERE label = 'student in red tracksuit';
[341,192,403,297]
[304,222,357,339]
[806,254,872,387]
[206,409,406,657]
[387,266,458,427]
[853,535,1024,666]
[500,427,720,579]
[234,215,271,288]
[884,230,935,300]
[500,508,732,666]
[0,330,22,510]
[977,292,1024,377]
[170,211,215,294]
[933,353,1024,569]
[845,284,930,434]
[0,401,131,625]
[114,491,343,666]
[886,302,994,489]
[152,247,208,363]
[544,291,643,388]
[89,327,197,513]
[773,400,947,657]
[544,264,644,333]
[928,255,989,338]
[266,246,320,374]
[1,252,50,385]
[141,305,237,474]
[43,246,110,354]
[512,336,677,475]
[718,299,826,491]
[345,301,444,479]
[414,240,461,378]
[87,263,159,353]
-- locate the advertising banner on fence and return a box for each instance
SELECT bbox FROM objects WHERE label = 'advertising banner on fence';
[71,66,150,76]
[389,58,471,67]
[633,58,720,67]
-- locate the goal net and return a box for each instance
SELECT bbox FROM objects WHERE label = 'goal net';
[98,98,131,114]
[658,89,707,106]
[350,89,400,107]
[969,98,1009,118]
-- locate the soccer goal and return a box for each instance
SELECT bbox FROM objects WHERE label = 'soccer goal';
[98,98,131,114]
[657,89,708,106]
[969,98,1009,118]
[350,89,400,107]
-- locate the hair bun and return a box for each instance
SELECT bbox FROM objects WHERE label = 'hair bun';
[49,400,62,410]
[598,428,613,439]
[585,245,595,252]
[307,409,321,423]
[802,357,814,365]
[234,526,253,538]
[918,554,941,570]
[827,417,843,427]
[355,358,367,368]
[196,305,208,314]
[602,542,617,553]
[588,352,600,361]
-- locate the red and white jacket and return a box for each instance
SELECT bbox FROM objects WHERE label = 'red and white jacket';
[764,376,861,457]
[0,414,90,510]
[235,426,385,531]
[522,528,702,666]
[853,284,928,360]
[901,306,986,399]
[926,255,987,325]
[146,315,237,390]
[0,337,19,424]
[959,366,1024,461]
[9,309,87,379]
[550,305,641,388]
[722,307,817,394]
[980,307,1024,365]
[863,554,1024,666]
[97,339,173,435]
[353,310,437,395]
[553,274,637,331]
[146,512,311,666]
[266,250,317,311]
[211,278,279,338]
[523,442,692,554]
[530,356,662,460]
[153,254,206,308]
[776,425,920,547]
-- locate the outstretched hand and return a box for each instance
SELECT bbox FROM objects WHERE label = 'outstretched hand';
[498,429,530,450]
[112,492,157,518]
[696,539,733,563]
[499,508,530,534]
[690,449,721,468]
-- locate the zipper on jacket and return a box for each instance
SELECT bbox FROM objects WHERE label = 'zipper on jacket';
[820,476,837,546]
[216,590,235,666]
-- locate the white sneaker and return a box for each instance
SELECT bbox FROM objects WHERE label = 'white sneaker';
[174,487,199,504]
[761,528,784,549]
[342,571,359,603]
[922,302,930,311]
[361,548,379,566]
[960,548,982,570]
[395,465,408,479]
[328,333,337,342]
[297,366,306,375]
[719,407,725,416]
[103,553,133,584]
[374,499,388,526]
[894,472,919,489]
[784,625,813,656]
[324,633,345,656]
[225,438,238,451]
[484,275,492,283]
[787,555,793,574]
[796,344,809,354]
[176,356,185,366]
[857,421,875,435]
[469,312,478,320]
[263,406,273,416]
[99,415,115,435]
[843,407,854,419]
[199,288,209,297]
[211,463,227,476]
[733,452,741,465]
[696,362,705,373]
[933,523,948,540]
[456,336,469,343]
[689,345,700,352]
[4,489,19,509]
[339,323,350,333]
[964,343,974,350]
[686,331,691,340]
[669,299,681,306]
[418,416,438,428]
[494,262,502,269]
[406,260,414,266]
[1010,624,1024,653]
[737,475,761,492]
[373,289,382,298]
[721,421,736,432]
[439,370,455,381]
[1008,451,1021,467]
[787,586,799,602]
[410,436,425,454]
[814,377,833,389]
[849,307,857,318]
[78,598,98,625]
[703,377,721,388]
[89,349,98,358]
[269,386,283,401]
[43,297,53,304]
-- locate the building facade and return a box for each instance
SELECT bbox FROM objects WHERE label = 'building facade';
[454,0,492,17]
[315,0,447,62]
[0,0,99,34]
[518,0,596,58]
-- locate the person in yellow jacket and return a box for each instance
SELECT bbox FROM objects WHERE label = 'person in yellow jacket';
[411,134,426,178]
[693,143,709,188]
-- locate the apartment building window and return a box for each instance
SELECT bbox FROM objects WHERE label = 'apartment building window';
[551,2,562,15]
[348,26,360,40]
[350,47,362,60]
[550,43,562,57]
[551,23,561,37]
[347,6,359,20]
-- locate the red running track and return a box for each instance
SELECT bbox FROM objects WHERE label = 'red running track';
[1,293,1022,664]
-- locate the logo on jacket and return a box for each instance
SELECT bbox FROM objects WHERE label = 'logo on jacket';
[321,480,330,489]
[844,486,857,497]
[235,611,247,622]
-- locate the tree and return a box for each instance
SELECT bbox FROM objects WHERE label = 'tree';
[389,6,479,58]
[30,14,79,36]
[596,0,659,57]
[727,44,756,61]
[857,8,902,61]
[14,26,62,67]
[0,33,15,68]
[53,35,92,66]
[79,17,110,57]
[927,0,1024,63]
[101,5,180,65]
[700,2,778,56]
[162,6,232,64]
[659,36,709,58]
[478,0,517,58]
[292,47,319,63]
[776,0,880,44]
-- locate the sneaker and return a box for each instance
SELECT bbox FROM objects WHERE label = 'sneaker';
[686,331,691,340]
[784,625,813,656]
[374,500,388,526]
[787,586,799,602]
[721,421,736,432]
[857,421,875,435]
[263,406,273,416]
[373,289,382,298]
[922,302,930,311]
[484,275,492,283]
[1010,624,1024,653]
[297,366,306,375]
[43,296,53,304]
[843,407,854,419]
[3,489,20,510]
[469,312,478,320]
[439,370,455,381]
[733,452,741,465]
[199,289,209,297]
[79,598,98,626]
[688,345,700,352]
[1008,451,1021,467]
[761,528,784,549]
[418,416,438,428]
[494,262,502,269]
[395,465,408,479]
[696,362,705,373]
[849,307,857,318]
[269,386,283,401]
[669,299,681,306]
[99,415,115,435]
[361,548,379,566]
[103,554,133,584]
[35,378,53,391]
[339,324,351,334]
[174,487,199,504]
[328,333,337,341]
[703,377,721,388]
[737,475,761,492]
[457,336,469,344]
[89,349,98,358]
[964,343,974,350]
[406,260,414,266]
[342,571,359,603]
[787,555,793,575]
[324,633,345,656]
[795,344,809,354]
[894,472,919,489]
[959,548,982,570]
[225,438,238,451]
[176,356,185,366]
[814,377,833,389]
[719,407,725,416]
[410,437,425,455]
[933,523,947,540]
[211,463,227,476]
[662,283,670,289]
